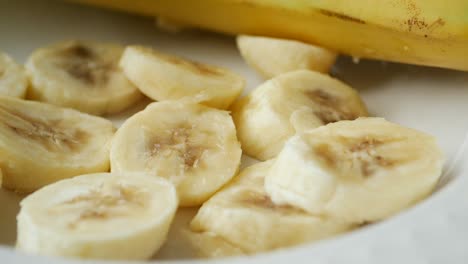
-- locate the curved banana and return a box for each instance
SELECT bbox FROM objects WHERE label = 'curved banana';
[237,35,337,79]
[110,101,242,206]
[265,117,444,223]
[26,40,143,115]
[231,70,368,160]
[120,46,245,109]
[0,96,115,193]
[16,172,178,260]
[190,161,353,254]
[0,52,28,98]
[73,0,468,71]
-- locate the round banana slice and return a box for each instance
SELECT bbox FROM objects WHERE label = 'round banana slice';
[26,40,143,115]
[265,117,444,223]
[231,70,368,160]
[0,52,28,98]
[237,35,337,79]
[120,45,245,109]
[190,161,353,254]
[110,101,242,206]
[17,172,178,260]
[0,96,115,193]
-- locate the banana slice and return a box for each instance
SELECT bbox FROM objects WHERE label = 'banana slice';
[110,101,242,206]
[26,40,142,115]
[16,172,178,260]
[265,117,444,223]
[231,70,368,160]
[190,161,353,254]
[0,52,28,98]
[0,96,115,193]
[237,35,337,79]
[120,46,245,109]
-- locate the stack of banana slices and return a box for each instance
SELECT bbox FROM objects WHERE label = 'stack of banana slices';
[0,35,443,261]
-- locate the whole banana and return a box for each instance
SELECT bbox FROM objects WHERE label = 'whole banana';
[72,0,468,71]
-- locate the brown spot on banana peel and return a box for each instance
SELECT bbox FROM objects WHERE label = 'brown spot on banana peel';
[319,9,366,24]
[0,106,87,151]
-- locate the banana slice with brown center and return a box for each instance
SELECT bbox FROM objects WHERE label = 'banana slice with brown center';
[231,69,368,160]
[26,40,143,115]
[265,117,444,223]
[119,45,245,109]
[190,161,353,255]
[110,101,242,206]
[0,52,28,98]
[0,96,115,193]
[17,172,178,260]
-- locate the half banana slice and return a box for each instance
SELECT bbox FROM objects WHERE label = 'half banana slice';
[26,40,142,115]
[0,96,115,193]
[231,70,368,160]
[0,52,28,98]
[237,35,337,79]
[265,118,444,223]
[190,161,353,254]
[16,172,178,260]
[110,101,242,206]
[120,46,245,109]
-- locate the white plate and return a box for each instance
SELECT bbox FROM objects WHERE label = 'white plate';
[1,0,468,263]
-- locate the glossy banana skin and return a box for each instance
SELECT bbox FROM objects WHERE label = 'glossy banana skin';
[72,0,468,71]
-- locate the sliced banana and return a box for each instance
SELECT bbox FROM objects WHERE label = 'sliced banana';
[190,161,353,254]
[237,35,337,79]
[265,118,444,223]
[16,172,178,260]
[120,45,245,109]
[184,230,244,258]
[26,40,143,115]
[0,96,115,193]
[231,70,368,160]
[0,52,28,98]
[110,101,242,206]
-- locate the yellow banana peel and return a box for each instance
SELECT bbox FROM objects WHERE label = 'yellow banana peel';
[73,0,468,71]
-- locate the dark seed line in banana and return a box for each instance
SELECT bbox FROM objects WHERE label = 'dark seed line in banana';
[158,52,222,76]
[0,106,86,151]
[314,137,397,178]
[53,185,146,229]
[307,89,358,124]
[61,44,113,85]
[239,191,305,214]
[149,126,206,169]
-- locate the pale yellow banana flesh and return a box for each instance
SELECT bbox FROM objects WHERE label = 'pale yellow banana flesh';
[110,101,242,207]
[0,96,115,193]
[190,161,353,254]
[26,40,143,115]
[237,35,337,78]
[16,172,178,260]
[73,0,468,71]
[0,52,28,98]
